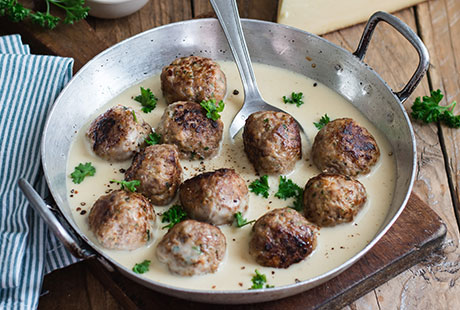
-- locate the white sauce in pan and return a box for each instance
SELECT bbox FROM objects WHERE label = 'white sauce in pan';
[67,62,396,290]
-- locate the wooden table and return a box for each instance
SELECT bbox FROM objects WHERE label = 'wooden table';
[2,0,459,309]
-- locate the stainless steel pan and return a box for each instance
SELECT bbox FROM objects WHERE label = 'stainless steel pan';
[19,12,428,304]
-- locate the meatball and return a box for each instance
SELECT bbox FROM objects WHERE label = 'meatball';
[125,144,182,206]
[156,101,223,159]
[160,56,227,104]
[311,118,380,176]
[249,208,317,268]
[88,189,155,251]
[303,173,367,226]
[87,105,152,162]
[179,168,248,225]
[156,220,226,276]
[243,111,301,174]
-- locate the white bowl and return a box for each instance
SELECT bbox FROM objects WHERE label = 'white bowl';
[86,0,149,19]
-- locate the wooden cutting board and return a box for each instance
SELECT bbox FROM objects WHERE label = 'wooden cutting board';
[41,193,446,309]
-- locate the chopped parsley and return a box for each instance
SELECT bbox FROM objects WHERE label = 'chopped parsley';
[250,270,273,289]
[275,176,304,212]
[145,132,161,145]
[283,92,304,107]
[132,110,138,122]
[132,260,151,274]
[200,98,225,121]
[314,113,330,130]
[249,175,270,198]
[411,89,460,128]
[111,179,140,192]
[161,205,187,229]
[234,212,255,228]
[134,87,158,113]
[70,162,95,184]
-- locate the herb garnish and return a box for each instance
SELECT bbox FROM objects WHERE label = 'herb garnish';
[111,179,140,192]
[145,132,161,145]
[132,260,151,274]
[275,176,303,212]
[234,212,255,228]
[70,162,95,184]
[283,92,304,107]
[314,113,330,130]
[0,0,89,29]
[134,87,158,113]
[249,175,270,198]
[132,110,138,123]
[250,269,273,289]
[200,98,225,121]
[411,89,460,128]
[161,205,187,229]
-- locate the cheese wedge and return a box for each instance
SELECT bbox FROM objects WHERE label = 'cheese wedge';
[277,0,426,35]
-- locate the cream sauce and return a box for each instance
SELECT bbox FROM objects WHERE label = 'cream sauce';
[67,61,395,290]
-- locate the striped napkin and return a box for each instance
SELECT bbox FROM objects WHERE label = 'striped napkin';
[0,34,79,309]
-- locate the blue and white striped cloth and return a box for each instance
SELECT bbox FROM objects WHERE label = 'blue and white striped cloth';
[0,34,79,309]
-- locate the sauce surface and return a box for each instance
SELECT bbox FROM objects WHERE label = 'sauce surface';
[67,61,396,290]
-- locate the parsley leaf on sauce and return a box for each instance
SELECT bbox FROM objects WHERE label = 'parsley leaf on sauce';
[314,113,330,130]
[70,162,95,184]
[283,92,304,107]
[132,260,151,274]
[275,176,304,212]
[249,175,270,198]
[250,269,273,289]
[234,212,255,228]
[411,89,460,128]
[111,179,140,192]
[161,205,187,229]
[200,98,225,121]
[134,87,158,113]
[145,132,161,145]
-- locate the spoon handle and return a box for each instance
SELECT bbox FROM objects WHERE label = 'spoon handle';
[210,0,263,102]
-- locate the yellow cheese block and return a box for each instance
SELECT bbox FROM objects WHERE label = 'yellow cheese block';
[277,0,426,35]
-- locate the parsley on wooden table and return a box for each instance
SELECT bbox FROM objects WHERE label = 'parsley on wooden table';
[200,98,225,121]
[70,162,95,184]
[250,269,274,289]
[132,260,151,274]
[234,212,255,228]
[134,87,158,113]
[411,89,460,128]
[111,179,140,192]
[161,205,187,229]
[314,113,330,130]
[145,132,161,145]
[0,0,89,29]
[283,92,304,107]
[249,175,270,198]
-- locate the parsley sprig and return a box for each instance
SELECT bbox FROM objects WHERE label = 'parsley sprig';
[161,205,187,229]
[250,269,274,289]
[111,179,140,192]
[134,87,158,113]
[0,0,89,29]
[249,175,270,198]
[283,92,304,107]
[145,132,161,145]
[200,98,225,121]
[234,212,255,228]
[411,89,460,128]
[275,176,303,212]
[70,162,95,184]
[314,113,330,130]
[132,260,151,274]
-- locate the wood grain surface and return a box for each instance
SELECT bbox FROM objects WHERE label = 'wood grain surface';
[2,0,459,309]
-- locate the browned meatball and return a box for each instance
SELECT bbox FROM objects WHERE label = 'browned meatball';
[86,105,152,162]
[243,111,301,174]
[249,208,317,268]
[156,220,226,276]
[303,173,367,227]
[125,144,182,206]
[179,168,248,225]
[88,190,155,251]
[160,56,227,104]
[156,101,223,159]
[311,118,380,176]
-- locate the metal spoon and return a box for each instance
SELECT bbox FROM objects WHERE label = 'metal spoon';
[210,0,304,139]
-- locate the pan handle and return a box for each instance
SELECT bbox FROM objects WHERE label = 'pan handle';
[18,178,95,260]
[353,11,429,103]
